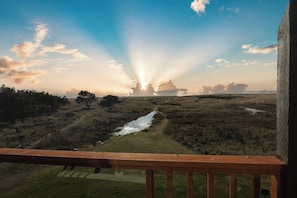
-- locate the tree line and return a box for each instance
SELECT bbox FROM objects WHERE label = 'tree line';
[0,85,69,122]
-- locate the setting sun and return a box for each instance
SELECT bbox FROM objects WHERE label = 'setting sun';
[140,82,148,90]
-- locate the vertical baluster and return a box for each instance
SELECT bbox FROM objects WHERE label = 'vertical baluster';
[167,171,173,198]
[146,170,154,198]
[229,174,237,198]
[207,172,214,198]
[187,172,194,198]
[271,175,285,198]
[252,174,260,198]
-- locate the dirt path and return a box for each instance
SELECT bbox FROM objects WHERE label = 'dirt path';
[59,111,91,134]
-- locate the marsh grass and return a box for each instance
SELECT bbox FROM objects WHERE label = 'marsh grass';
[0,94,276,197]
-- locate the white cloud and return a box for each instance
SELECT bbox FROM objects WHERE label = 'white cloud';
[11,41,37,58]
[11,23,48,58]
[242,44,277,54]
[215,58,230,64]
[212,58,261,68]
[11,23,87,61]
[241,60,257,66]
[34,23,48,46]
[190,0,210,15]
[227,7,239,13]
[40,44,88,60]
[220,6,239,13]
[109,60,124,69]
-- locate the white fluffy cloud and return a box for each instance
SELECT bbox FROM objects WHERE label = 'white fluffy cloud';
[242,44,277,54]
[212,58,259,68]
[190,0,210,15]
[11,23,48,58]
[1,22,89,84]
[40,44,88,60]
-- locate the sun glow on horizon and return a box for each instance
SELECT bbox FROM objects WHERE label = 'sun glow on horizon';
[140,81,148,90]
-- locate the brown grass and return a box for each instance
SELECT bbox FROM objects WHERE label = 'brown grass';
[0,94,276,197]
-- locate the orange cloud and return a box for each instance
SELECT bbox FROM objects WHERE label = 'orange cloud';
[242,44,277,54]
[7,70,43,84]
[11,23,48,58]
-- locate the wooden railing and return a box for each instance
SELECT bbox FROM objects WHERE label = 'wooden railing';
[0,148,286,198]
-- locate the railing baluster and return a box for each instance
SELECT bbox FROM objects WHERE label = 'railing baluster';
[146,170,154,198]
[166,171,173,198]
[187,171,194,198]
[0,148,286,197]
[229,174,237,198]
[271,175,285,198]
[252,174,260,198]
[207,172,214,198]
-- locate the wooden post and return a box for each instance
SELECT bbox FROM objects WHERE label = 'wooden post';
[277,1,297,197]
[146,170,154,198]
[207,172,214,198]
[229,174,237,198]
[166,171,173,198]
[187,172,194,198]
[252,175,260,198]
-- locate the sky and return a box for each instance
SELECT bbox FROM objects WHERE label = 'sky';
[0,0,289,97]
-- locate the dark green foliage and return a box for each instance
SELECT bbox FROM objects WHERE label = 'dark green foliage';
[99,95,121,111]
[75,90,96,109]
[0,85,69,123]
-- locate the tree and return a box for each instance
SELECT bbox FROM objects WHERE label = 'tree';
[75,90,96,109]
[0,85,69,122]
[99,95,120,111]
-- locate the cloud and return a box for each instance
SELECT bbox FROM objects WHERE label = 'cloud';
[190,0,210,15]
[212,84,225,94]
[226,7,239,13]
[34,23,48,46]
[215,58,230,64]
[212,58,259,68]
[214,58,236,68]
[242,44,277,54]
[219,6,239,13]
[40,44,88,60]
[0,56,44,70]
[65,88,81,98]
[0,56,45,83]
[11,41,37,58]
[200,85,213,94]
[157,80,177,91]
[11,23,48,58]
[200,82,248,94]
[241,60,257,66]
[11,23,87,61]
[109,60,124,69]
[131,82,155,96]
[6,69,43,84]
[225,82,247,93]
[156,80,180,96]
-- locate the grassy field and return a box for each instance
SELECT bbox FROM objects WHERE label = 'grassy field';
[0,94,276,197]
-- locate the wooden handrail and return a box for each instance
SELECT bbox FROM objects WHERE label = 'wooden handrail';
[0,148,286,198]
